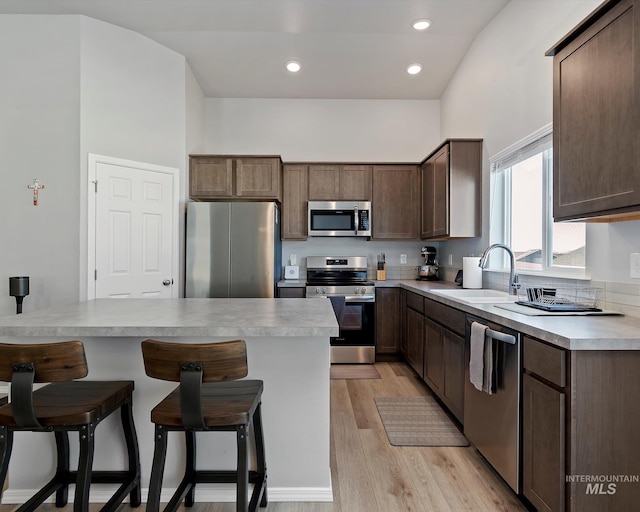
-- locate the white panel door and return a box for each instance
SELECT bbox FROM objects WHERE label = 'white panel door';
[94,162,175,298]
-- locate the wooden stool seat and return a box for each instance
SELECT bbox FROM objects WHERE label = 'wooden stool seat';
[0,381,134,427]
[151,380,263,427]
[142,339,267,512]
[0,341,141,512]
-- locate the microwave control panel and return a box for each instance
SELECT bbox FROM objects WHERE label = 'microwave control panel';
[358,210,369,231]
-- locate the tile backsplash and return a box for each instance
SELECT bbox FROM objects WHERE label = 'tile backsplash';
[292,263,640,318]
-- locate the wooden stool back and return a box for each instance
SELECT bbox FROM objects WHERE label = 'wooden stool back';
[141,339,248,382]
[0,340,87,383]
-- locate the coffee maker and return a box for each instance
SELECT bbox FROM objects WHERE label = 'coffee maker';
[416,246,439,281]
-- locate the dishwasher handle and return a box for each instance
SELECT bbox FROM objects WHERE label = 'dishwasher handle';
[486,328,516,345]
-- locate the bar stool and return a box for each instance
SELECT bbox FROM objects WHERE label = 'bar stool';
[0,341,141,512]
[141,339,267,512]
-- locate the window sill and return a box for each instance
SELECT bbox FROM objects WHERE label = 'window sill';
[482,267,591,283]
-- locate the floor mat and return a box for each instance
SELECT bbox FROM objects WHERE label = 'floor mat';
[374,395,469,447]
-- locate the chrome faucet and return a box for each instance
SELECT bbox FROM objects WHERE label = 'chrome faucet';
[478,244,520,295]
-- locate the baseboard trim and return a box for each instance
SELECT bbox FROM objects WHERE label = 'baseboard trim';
[1,485,334,504]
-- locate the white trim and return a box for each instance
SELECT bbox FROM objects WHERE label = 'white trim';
[87,154,180,300]
[1,486,334,504]
[489,123,552,171]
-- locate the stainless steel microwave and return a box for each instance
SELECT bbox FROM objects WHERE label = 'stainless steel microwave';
[307,201,371,237]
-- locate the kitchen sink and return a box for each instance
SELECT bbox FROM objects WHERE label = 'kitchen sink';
[429,288,517,304]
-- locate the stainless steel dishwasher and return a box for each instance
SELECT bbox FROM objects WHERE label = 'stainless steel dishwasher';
[464,314,521,493]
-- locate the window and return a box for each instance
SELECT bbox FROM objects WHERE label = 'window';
[489,125,585,274]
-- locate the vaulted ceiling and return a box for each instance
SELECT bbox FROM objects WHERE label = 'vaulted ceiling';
[0,0,509,99]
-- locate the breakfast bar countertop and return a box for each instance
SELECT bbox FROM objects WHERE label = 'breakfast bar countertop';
[0,297,337,503]
[0,297,339,338]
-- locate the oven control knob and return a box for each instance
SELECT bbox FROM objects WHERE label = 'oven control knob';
[362,287,367,294]
[315,287,320,294]
[322,287,327,294]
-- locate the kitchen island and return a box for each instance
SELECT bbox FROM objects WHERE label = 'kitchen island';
[0,298,338,505]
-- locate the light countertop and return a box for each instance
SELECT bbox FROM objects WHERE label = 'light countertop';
[379,280,640,351]
[0,298,339,338]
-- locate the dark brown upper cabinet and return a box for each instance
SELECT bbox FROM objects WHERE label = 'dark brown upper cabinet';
[308,164,372,201]
[282,164,308,240]
[421,139,482,240]
[372,165,420,240]
[547,0,640,221]
[190,155,282,201]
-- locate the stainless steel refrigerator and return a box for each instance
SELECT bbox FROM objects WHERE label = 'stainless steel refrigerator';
[185,202,282,298]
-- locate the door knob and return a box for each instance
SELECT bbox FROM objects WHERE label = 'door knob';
[162,279,172,286]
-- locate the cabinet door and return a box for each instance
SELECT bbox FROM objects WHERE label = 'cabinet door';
[523,373,565,512]
[375,288,401,355]
[282,164,308,240]
[442,329,465,423]
[424,317,444,393]
[235,157,281,199]
[372,165,420,240]
[308,165,339,200]
[339,165,372,200]
[552,0,640,220]
[421,160,435,238]
[189,156,234,198]
[432,145,450,237]
[405,307,424,377]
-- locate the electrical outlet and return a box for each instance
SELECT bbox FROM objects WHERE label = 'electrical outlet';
[400,254,407,264]
[448,254,453,266]
[631,253,640,278]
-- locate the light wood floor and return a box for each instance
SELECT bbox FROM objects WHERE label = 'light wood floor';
[0,362,526,512]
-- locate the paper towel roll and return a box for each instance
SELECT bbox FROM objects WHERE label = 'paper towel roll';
[463,257,483,289]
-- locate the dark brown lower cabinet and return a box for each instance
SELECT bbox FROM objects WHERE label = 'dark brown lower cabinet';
[522,336,640,511]
[424,318,444,394]
[405,307,424,378]
[375,288,401,357]
[276,287,305,298]
[441,329,464,422]
[523,373,565,512]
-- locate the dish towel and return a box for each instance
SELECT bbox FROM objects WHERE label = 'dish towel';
[469,321,494,394]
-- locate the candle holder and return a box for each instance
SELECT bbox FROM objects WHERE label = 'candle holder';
[9,276,29,314]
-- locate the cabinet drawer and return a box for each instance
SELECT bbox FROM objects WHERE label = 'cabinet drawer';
[424,297,465,336]
[277,287,305,298]
[406,292,424,314]
[523,336,566,387]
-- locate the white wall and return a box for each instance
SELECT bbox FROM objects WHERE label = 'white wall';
[0,14,188,316]
[204,98,440,162]
[184,65,206,287]
[203,98,440,267]
[437,0,612,275]
[79,16,187,299]
[0,16,81,316]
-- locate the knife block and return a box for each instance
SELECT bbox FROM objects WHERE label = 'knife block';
[376,263,386,281]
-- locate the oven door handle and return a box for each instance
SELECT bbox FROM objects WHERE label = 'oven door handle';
[485,328,516,345]
[344,295,375,303]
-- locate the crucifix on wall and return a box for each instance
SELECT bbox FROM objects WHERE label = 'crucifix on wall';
[27,178,45,206]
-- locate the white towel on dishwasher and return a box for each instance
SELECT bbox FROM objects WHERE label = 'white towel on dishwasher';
[470,321,488,393]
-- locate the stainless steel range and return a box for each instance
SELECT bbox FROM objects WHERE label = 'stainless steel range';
[306,256,375,364]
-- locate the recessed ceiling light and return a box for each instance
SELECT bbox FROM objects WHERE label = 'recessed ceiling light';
[412,19,432,31]
[286,61,302,73]
[407,63,423,75]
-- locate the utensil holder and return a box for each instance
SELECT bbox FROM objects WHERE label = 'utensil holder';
[377,263,386,281]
